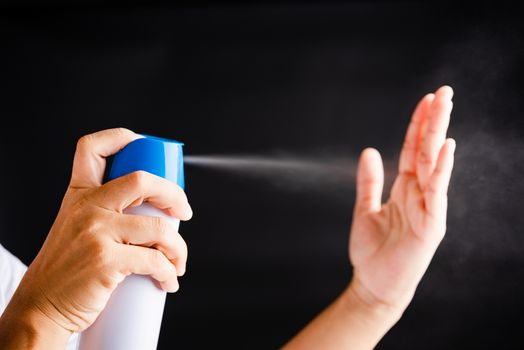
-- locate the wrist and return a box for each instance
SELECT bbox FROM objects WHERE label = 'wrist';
[341,277,405,329]
[0,281,72,349]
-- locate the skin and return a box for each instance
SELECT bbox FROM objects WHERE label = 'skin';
[0,85,455,349]
[284,85,455,349]
[0,128,193,349]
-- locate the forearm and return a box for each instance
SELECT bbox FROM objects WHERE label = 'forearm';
[0,281,71,350]
[284,280,404,350]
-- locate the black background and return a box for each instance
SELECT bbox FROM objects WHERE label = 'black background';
[1,2,523,349]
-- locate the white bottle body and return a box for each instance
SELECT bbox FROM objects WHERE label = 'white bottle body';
[79,203,179,350]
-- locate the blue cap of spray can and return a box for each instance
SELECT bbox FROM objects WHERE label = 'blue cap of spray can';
[108,135,184,189]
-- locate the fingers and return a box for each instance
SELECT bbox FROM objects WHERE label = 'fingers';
[111,214,188,276]
[424,138,456,218]
[355,148,384,215]
[71,128,142,188]
[416,86,454,189]
[399,93,435,174]
[92,170,193,220]
[116,244,180,292]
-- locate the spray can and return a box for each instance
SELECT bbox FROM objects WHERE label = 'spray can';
[78,135,185,350]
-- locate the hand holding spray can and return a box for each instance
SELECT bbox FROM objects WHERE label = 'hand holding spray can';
[79,135,185,350]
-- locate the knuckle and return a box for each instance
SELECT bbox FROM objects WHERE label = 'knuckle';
[90,237,111,268]
[76,214,113,266]
[82,211,103,236]
[174,234,188,259]
[151,249,166,268]
[76,134,93,152]
[100,273,118,290]
[358,177,379,187]
[153,216,171,238]
[403,140,415,151]
[426,183,439,195]
[127,170,149,190]
[418,150,433,165]
[113,127,133,136]
[359,193,376,203]
[426,127,440,136]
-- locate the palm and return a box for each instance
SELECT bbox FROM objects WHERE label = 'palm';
[349,86,455,308]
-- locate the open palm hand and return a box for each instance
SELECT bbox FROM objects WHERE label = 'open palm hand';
[349,86,455,310]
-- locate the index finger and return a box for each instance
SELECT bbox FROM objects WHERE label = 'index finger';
[90,170,193,221]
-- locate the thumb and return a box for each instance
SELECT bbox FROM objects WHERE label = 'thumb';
[70,128,142,188]
[354,148,384,215]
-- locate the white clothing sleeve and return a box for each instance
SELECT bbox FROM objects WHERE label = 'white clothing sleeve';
[0,243,79,350]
